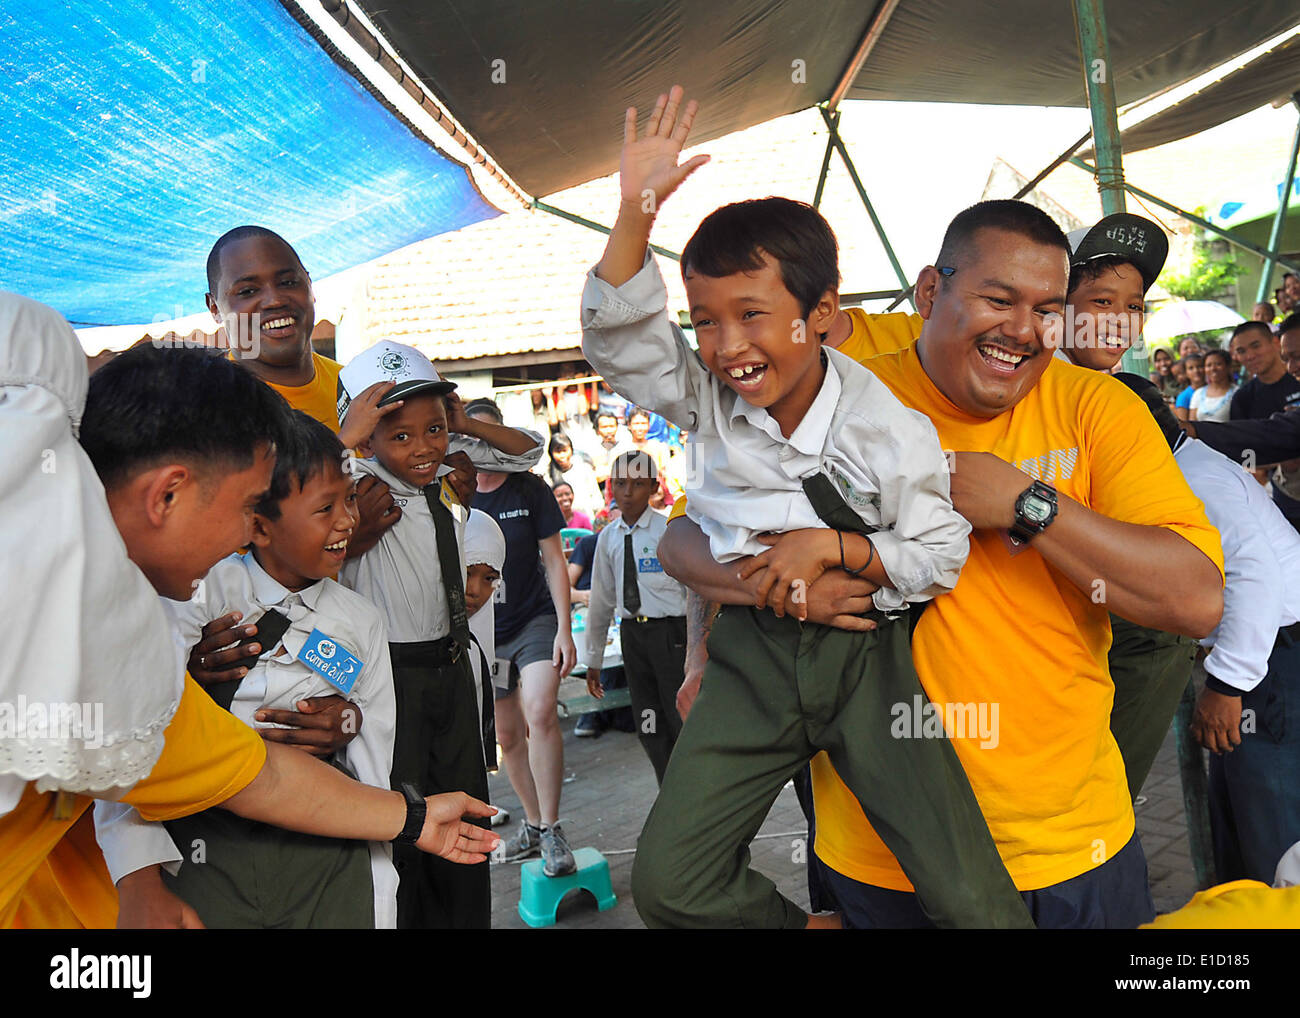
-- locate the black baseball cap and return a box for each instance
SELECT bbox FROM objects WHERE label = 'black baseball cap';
[1067,213,1169,292]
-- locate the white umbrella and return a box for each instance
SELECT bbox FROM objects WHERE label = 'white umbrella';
[1142,300,1245,343]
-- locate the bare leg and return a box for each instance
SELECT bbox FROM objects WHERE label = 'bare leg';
[518,659,564,826]
[494,689,540,825]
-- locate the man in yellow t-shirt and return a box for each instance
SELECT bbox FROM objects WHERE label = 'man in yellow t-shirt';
[205,226,404,559]
[660,200,1224,928]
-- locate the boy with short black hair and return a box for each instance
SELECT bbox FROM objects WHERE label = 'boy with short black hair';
[1058,212,1168,374]
[151,411,399,927]
[584,451,686,782]
[581,87,1029,929]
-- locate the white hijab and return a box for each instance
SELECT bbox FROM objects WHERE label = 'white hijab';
[464,508,506,572]
[0,293,179,816]
[464,509,505,702]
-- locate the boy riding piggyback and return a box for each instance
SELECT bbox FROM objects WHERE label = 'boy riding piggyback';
[580,86,1032,929]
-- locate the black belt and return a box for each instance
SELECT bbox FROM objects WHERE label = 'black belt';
[389,635,462,667]
[621,614,685,626]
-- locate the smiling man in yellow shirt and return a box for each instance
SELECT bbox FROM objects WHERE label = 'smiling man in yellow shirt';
[660,200,1224,928]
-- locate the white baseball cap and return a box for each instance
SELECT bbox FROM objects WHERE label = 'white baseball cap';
[339,340,456,416]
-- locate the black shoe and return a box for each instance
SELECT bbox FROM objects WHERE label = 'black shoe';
[575,712,604,738]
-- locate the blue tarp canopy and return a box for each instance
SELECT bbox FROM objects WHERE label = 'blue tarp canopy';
[0,1,499,326]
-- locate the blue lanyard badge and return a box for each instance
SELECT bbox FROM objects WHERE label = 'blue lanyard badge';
[296,629,363,695]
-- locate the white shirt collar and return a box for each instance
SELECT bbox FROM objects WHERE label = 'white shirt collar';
[244,551,326,612]
[726,349,841,456]
[359,455,452,497]
[616,508,655,534]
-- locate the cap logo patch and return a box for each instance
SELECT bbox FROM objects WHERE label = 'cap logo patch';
[1104,224,1147,253]
[380,350,407,376]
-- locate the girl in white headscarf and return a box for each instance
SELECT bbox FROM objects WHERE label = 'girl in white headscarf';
[0,293,179,819]
[463,508,506,771]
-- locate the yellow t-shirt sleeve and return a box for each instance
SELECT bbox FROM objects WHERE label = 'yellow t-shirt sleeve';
[121,675,268,822]
[1080,377,1225,581]
[836,310,923,363]
[667,497,688,522]
[266,353,344,434]
[1142,881,1300,929]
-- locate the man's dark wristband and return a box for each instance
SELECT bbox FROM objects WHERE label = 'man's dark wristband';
[394,782,427,844]
[1203,674,1244,698]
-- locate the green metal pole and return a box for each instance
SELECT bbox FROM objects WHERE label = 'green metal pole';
[1074,0,1146,378]
[1073,0,1126,218]
[1071,159,1300,276]
[817,106,914,310]
[812,110,839,210]
[1257,94,1300,305]
[531,199,681,262]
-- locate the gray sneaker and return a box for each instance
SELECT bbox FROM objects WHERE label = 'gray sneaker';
[504,822,542,862]
[540,822,577,877]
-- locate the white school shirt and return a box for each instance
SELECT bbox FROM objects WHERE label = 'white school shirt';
[584,509,687,673]
[340,458,466,644]
[580,254,970,612]
[1174,436,1300,692]
[96,553,400,928]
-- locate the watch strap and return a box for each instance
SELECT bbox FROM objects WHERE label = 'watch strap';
[394,782,427,845]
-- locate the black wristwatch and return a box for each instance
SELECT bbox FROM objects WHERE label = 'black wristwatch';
[1009,480,1058,544]
[394,782,427,845]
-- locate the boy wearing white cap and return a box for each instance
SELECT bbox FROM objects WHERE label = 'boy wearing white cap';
[338,340,533,928]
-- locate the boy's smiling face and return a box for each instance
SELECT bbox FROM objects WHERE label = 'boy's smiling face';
[252,462,357,591]
[686,252,834,435]
[207,234,315,367]
[362,392,449,490]
[1066,261,1146,371]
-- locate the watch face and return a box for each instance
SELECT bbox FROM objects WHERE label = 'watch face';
[1023,495,1052,523]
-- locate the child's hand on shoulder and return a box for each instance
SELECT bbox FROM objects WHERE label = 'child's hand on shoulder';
[618,85,710,217]
[737,529,838,620]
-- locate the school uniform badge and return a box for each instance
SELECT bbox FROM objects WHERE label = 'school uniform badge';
[296,628,363,695]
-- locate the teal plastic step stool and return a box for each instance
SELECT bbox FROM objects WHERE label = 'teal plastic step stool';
[518,847,617,927]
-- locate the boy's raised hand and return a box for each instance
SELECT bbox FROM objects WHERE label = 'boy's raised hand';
[620,85,710,216]
[597,85,708,288]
